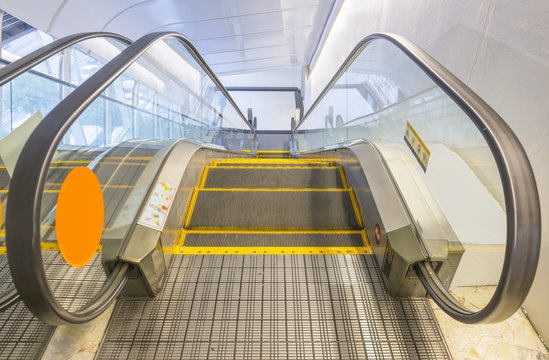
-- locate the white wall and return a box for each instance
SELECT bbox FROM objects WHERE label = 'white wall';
[220,68,302,130]
[306,0,549,340]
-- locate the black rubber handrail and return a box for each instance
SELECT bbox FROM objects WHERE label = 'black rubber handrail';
[6,31,253,325]
[0,32,132,314]
[295,33,541,323]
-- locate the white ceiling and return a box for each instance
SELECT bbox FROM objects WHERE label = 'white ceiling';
[0,0,340,76]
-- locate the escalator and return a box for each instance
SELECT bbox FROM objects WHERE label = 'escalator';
[0,30,541,359]
[0,32,133,359]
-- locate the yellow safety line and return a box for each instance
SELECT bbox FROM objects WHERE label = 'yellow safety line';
[361,229,370,246]
[188,226,359,231]
[338,166,349,189]
[196,164,209,188]
[349,188,364,228]
[45,183,136,189]
[185,229,363,234]
[0,243,103,254]
[0,166,6,169]
[184,187,200,228]
[239,149,252,153]
[214,159,333,165]
[199,166,210,189]
[198,188,349,192]
[257,150,290,153]
[213,165,337,169]
[96,161,150,166]
[38,224,113,232]
[177,229,187,247]
[170,246,373,255]
[52,160,91,163]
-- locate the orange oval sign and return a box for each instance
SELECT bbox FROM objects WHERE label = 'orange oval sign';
[55,167,104,267]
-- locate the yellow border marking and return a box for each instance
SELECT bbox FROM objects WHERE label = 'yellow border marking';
[349,188,363,228]
[177,229,187,247]
[213,165,337,169]
[38,225,112,231]
[0,243,103,254]
[184,187,200,228]
[52,160,91,164]
[214,158,334,165]
[101,185,135,189]
[199,166,210,189]
[338,166,349,189]
[185,229,363,234]
[199,188,349,192]
[187,226,358,231]
[46,183,136,189]
[196,165,209,189]
[361,229,370,246]
[257,150,290,153]
[170,246,373,255]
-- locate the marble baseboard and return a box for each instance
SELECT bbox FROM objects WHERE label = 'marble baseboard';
[430,287,549,360]
[41,302,116,360]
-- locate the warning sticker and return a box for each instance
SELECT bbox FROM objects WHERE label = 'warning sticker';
[404,121,430,171]
[138,180,176,231]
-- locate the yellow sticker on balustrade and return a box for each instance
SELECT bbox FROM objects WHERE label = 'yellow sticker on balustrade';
[404,121,430,171]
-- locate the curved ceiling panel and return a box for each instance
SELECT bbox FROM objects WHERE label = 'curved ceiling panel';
[0,0,339,75]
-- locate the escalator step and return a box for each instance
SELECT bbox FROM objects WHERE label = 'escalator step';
[203,167,345,189]
[214,159,332,167]
[183,231,366,247]
[187,189,361,230]
[219,162,331,167]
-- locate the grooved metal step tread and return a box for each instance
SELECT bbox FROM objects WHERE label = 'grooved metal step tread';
[203,167,345,189]
[183,231,366,247]
[187,189,360,230]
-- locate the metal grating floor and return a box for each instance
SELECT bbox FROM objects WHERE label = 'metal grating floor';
[97,255,450,359]
[0,301,54,359]
[0,251,104,360]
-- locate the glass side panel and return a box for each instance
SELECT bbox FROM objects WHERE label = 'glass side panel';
[295,39,505,311]
[0,36,128,305]
[0,37,128,140]
[40,36,254,311]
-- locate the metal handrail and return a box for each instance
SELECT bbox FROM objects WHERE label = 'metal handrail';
[0,32,132,313]
[5,31,254,325]
[295,33,541,323]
